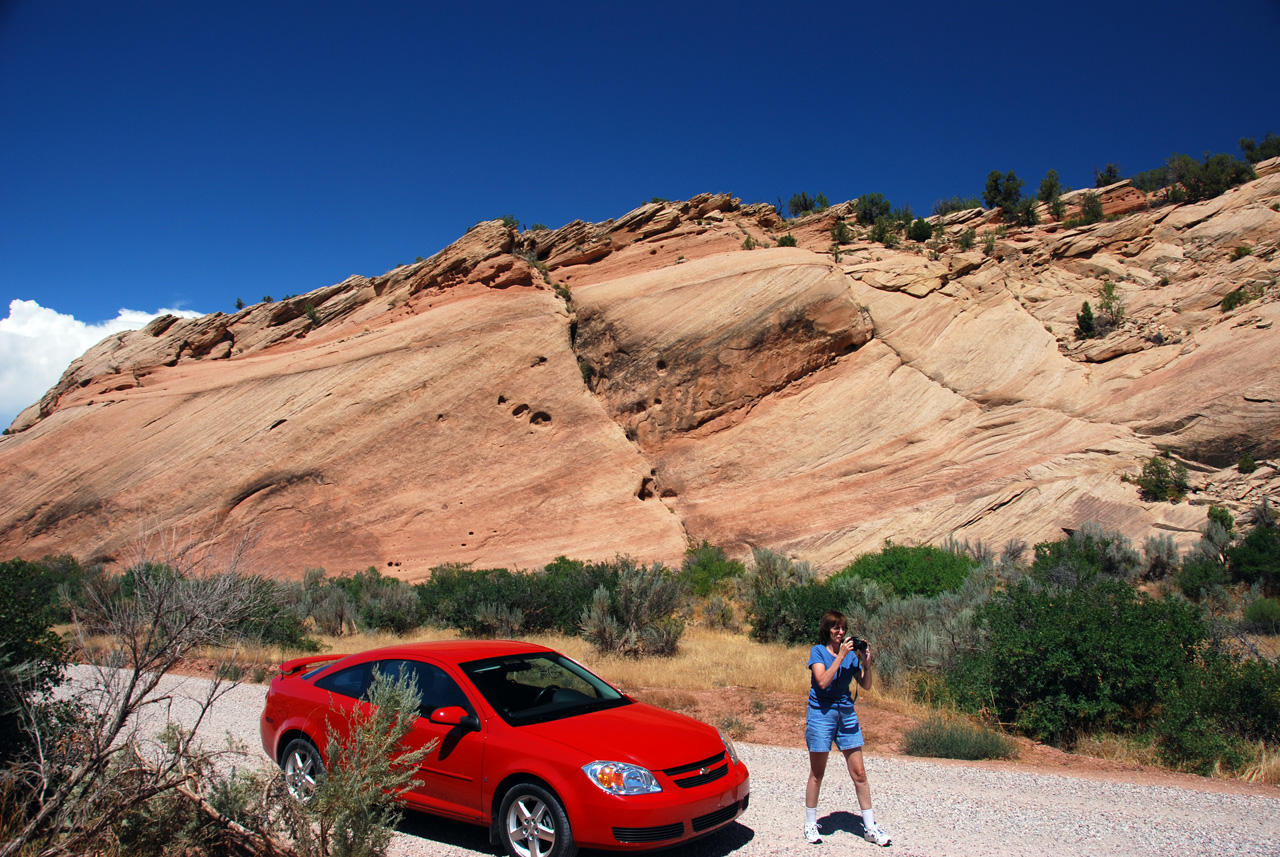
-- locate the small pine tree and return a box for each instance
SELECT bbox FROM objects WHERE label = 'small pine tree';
[777,233,798,247]
[1098,280,1125,330]
[907,218,934,242]
[1038,169,1061,203]
[1079,192,1104,224]
[1075,301,1097,339]
[830,219,853,245]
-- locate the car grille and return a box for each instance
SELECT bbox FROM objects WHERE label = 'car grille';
[613,822,684,843]
[662,751,728,789]
[692,797,746,832]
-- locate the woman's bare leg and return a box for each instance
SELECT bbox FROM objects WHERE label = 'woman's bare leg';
[843,747,871,810]
[805,750,829,807]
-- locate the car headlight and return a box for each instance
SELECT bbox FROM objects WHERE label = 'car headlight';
[582,761,662,795]
[718,729,740,766]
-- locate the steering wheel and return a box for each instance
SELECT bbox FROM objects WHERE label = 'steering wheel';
[533,685,561,706]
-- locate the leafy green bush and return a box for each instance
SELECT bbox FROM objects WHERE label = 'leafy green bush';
[907,218,933,242]
[1227,523,1280,594]
[1243,597,1280,633]
[1232,245,1253,260]
[499,214,520,229]
[833,541,976,597]
[1098,280,1125,329]
[931,195,983,216]
[1176,556,1228,600]
[1221,288,1252,311]
[741,235,756,250]
[1010,197,1039,227]
[746,580,836,644]
[776,233,798,247]
[950,577,1206,744]
[855,193,890,225]
[1031,524,1142,587]
[982,170,1023,214]
[680,541,745,597]
[1135,454,1189,502]
[1240,132,1280,164]
[900,715,1019,760]
[1238,452,1258,473]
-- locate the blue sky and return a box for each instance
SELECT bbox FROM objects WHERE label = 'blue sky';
[2,0,1278,425]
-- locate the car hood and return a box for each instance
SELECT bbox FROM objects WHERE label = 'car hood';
[521,702,725,769]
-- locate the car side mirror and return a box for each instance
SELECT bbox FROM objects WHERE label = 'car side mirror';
[429,705,479,731]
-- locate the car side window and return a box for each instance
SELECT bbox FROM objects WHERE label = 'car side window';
[378,659,473,718]
[314,662,374,699]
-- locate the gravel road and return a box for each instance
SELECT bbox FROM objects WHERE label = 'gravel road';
[89,669,1280,857]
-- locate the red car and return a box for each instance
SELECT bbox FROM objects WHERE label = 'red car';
[260,640,750,857]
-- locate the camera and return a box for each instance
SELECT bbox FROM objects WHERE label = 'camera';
[851,637,868,653]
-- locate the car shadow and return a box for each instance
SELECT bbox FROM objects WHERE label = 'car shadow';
[820,809,867,838]
[395,811,755,857]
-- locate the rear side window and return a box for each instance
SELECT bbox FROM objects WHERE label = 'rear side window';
[378,659,473,717]
[314,662,374,699]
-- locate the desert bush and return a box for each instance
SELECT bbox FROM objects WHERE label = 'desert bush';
[1077,191,1104,225]
[957,228,975,251]
[1093,163,1121,187]
[499,214,519,229]
[1239,132,1280,164]
[1165,152,1255,203]
[900,715,1019,761]
[1176,556,1228,601]
[907,218,933,242]
[868,216,898,247]
[830,219,854,245]
[854,193,890,225]
[834,541,978,597]
[1097,280,1125,329]
[1135,454,1189,502]
[1038,169,1061,203]
[776,233,798,247]
[1227,522,1280,594]
[788,193,827,217]
[1243,597,1280,633]
[982,170,1023,214]
[931,195,983,216]
[1010,197,1039,227]
[680,541,745,597]
[1221,288,1252,312]
[0,558,72,766]
[580,558,686,657]
[1238,452,1258,473]
[746,580,836,645]
[1030,523,1142,587]
[741,235,756,250]
[950,576,1206,744]
[1141,534,1180,581]
[981,232,996,257]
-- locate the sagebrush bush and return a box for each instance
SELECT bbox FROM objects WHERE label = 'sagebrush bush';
[1031,523,1142,587]
[833,541,977,597]
[580,558,686,657]
[900,715,1018,761]
[1243,597,1280,633]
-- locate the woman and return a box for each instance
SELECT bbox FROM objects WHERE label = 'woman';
[803,610,890,847]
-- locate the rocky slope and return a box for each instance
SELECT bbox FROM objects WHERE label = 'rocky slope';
[3,168,1279,579]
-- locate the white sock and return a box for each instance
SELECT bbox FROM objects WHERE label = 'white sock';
[862,808,875,829]
[805,806,817,826]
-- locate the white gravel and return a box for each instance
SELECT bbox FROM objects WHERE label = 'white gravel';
[76,669,1280,857]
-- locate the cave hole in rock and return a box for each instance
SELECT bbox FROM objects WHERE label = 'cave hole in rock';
[269,419,287,430]
[530,411,552,426]
[656,358,667,374]
[498,395,507,404]
[637,477,655,500]
[512,404,529,418]
[530,356,547,367]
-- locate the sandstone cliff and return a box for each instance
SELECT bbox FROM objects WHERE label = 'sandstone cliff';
[2,171,1278,579]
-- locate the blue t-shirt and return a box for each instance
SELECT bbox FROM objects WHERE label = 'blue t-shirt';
[808,644,861,705]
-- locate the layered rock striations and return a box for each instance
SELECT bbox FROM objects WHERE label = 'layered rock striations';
[2,175,1278,578]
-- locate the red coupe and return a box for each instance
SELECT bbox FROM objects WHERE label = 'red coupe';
[260,640,750,857]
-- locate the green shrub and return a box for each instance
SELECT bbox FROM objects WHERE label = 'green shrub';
[1079,191,1104,224]
[830,219,854,245]
[900,715,1019,760]
[1031,524,1142,587]
[580,558,686,656]
[305,302,318,324]
[1135,454,1189,502]
[950,577,1206,744]
[1075,301,1097,339]
[1093,163,1121,187]
[1176,556,1228,600]
[1221,288,1251,311]
[833,541,976,597]
[776,233,798,247]
[1243,597,1280,633]
[957,228,975,251]
[1048,195,1066,221]
[741,235,756,250]
[1238,452,1258,473]
[680,541,745,597]
[1165,152,1255,203]
[982,232,996,257]
[746,580,837,644]
[499,214,520,229]
[1141,534,1179,581]
[788,193,826,217]
[1232,245,1253,260]
[1239,133,1280,164]
[907,218,933,242]
[1038,169,1061,203]
[1098,280,1125,329]
[0,558,73,764]
[854,193,890,225]
[1011,197,1039,227]
[868,216,898,247]
[982,170,1023,214]
[1227,523,1280,594]
[931,195,982,217]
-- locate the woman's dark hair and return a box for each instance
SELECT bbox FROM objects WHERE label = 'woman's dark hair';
[818,610,847,646]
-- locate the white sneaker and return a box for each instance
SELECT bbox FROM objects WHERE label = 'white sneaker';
[803,821,821,844]
[863,822,891,847]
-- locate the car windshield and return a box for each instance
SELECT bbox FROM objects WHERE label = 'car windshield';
[459,652,630,726]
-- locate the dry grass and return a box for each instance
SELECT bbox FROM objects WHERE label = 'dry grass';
[1241,742,1280,784]
[1072,732,1162,768]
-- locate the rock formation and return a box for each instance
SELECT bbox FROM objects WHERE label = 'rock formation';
[2,172,1278,579]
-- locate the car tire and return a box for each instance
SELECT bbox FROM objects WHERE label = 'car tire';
[499,782,577,857]
[281,736,324,801]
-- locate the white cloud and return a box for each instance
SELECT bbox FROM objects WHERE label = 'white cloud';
[0,299,202,428]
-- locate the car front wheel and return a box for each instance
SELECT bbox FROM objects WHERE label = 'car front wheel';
[281,737,324,801]
[499,782,577,857]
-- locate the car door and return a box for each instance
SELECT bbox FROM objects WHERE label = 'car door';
[377,658,485,821]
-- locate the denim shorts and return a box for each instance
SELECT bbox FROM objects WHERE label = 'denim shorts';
[805,700,863,751]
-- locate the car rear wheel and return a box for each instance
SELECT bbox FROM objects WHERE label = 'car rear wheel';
[281,737,324,801]
[499,782,577,857]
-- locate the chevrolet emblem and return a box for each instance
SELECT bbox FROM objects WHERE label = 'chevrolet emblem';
[698,767,709,776]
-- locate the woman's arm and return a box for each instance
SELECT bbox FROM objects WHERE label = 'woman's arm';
[811,638,855,690]
[856,646,874,691]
